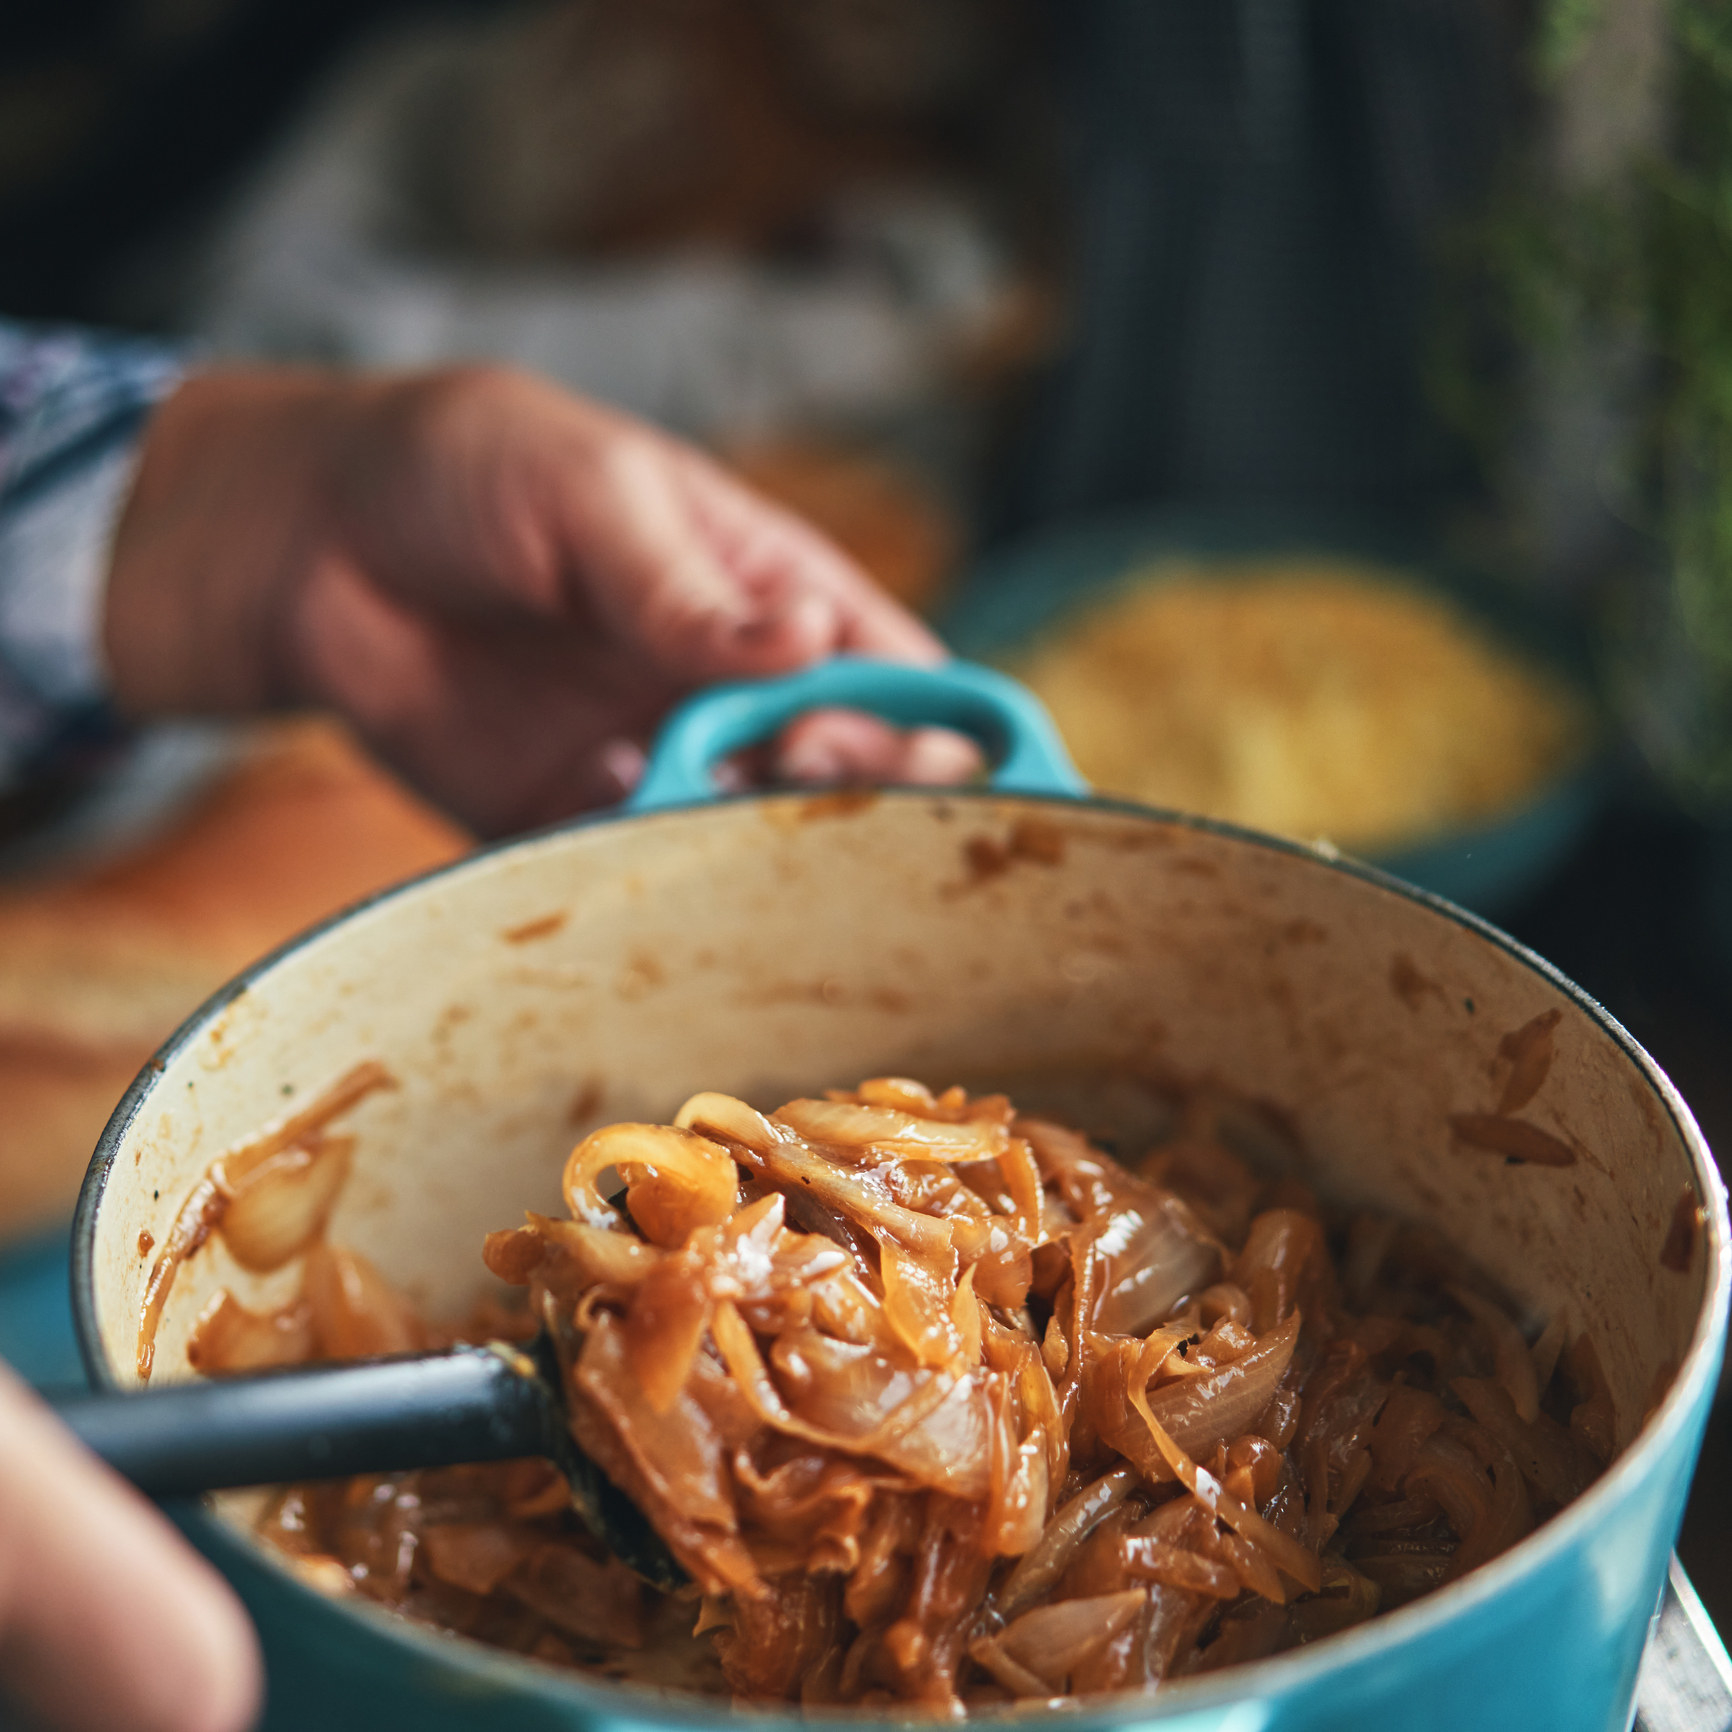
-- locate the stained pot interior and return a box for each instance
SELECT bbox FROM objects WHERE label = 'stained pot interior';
[88,795,1710,1470]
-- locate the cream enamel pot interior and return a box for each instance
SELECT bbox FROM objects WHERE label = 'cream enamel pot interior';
[73,659,1729,1732]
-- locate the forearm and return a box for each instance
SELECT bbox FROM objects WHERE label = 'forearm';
[0,321,182,792]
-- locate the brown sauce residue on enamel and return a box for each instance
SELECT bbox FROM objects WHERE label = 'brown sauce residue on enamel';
[134,1060,395,1379]
[1447,1112,1577,1168]
[958,817,1067,888]
[741,979,913,1016]
[616,950,666,1000]
[137,1229,154,1257]
[962,837,1004,881]
[503,912,567,945]
[567,1076,606,1126]
[1388,953,1444,1011]
[797,788,879,822]
[1661,1187,1705,1273]
[1496,1009,1562,1114]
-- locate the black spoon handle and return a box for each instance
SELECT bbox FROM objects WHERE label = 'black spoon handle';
[49,1343,561,1498]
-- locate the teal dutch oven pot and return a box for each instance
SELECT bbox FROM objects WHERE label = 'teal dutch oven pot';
[73,659,1728,1732]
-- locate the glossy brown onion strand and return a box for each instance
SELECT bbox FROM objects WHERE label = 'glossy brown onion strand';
[242,1080,1613,1709]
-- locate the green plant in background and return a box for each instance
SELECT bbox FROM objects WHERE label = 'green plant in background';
[1643,0,1732,804]
[1451,0,1732,805]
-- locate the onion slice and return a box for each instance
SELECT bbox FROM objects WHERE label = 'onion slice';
[1449,1284,1540,1423]
[996,1466,1138,1618]
[1093,1196,1223,1337]
[563,1122,737,1243]
[774,1098,1008,1163]
[996,1589,1147,1690]
[1146,1312,1299,1462]
[186,1289,313,1372]
[219,1135,352,1273]
[1128,1325,1322,1597]
[675,1092,786,1150]
[484,1213,662,1294]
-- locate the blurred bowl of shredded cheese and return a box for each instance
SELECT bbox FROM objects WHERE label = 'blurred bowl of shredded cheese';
[944,515,1603,914]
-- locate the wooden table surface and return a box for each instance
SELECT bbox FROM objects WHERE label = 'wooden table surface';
[0,720,468,1236]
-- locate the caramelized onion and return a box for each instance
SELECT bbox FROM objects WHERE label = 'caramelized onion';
[422,1522,541,1595]
[1093,1195,1223,1337]
[1199,1283,1254,1328]
[879,1239,968,1370]
[770,1329,993,1498]
[186,1290,313,1372]
[967,1633,1060,1700]
[622,1251,713,1414]
[1449,1285,1540,1423]
[997,1468,1143,1614]
[1147,1313,1301,1462]
[135,1060,394,1378]
[1122,1538,1240,1598]
[774,1099,1009,1163]
[236,1075,1607,1710]
[303,1243,420,1359]
[1128,1328,1323,1597]
[505,1543,645,1648]
[1451,1376,1596,1508]
[572,1312,749,1592]
[219,1135,352,1273]
[1285,1558,1381,1644]
[484,1214,662,1296]
[1233,1209,1321,1332]
[675,1092,785,1150]
[563,1123,737,1242]
[996,1589,1147,1691]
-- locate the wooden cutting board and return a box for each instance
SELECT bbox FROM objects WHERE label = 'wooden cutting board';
[0,720,470,1237]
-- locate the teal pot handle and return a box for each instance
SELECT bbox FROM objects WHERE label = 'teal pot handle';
[626,656,1087,813]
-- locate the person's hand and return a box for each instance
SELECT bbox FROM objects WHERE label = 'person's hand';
[0,1362,259,1732]
[105,366,971,834]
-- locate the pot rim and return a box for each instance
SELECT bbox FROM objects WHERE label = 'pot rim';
[69,785,1732,1726]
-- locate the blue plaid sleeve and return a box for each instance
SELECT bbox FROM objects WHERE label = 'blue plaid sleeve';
[0,321,185,794]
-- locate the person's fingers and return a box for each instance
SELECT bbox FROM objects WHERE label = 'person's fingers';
[555,437,826,682]
[773,711,982,788]
[895,727,985,786]
[774,711,908,784]
[0,1365,260,1732]
[674,454,945,666]
[277,372,964,827]
[566,437,944,685]
[592,738,648,802]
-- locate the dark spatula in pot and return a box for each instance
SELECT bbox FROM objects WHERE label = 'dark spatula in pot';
[46,1332,682,1590]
